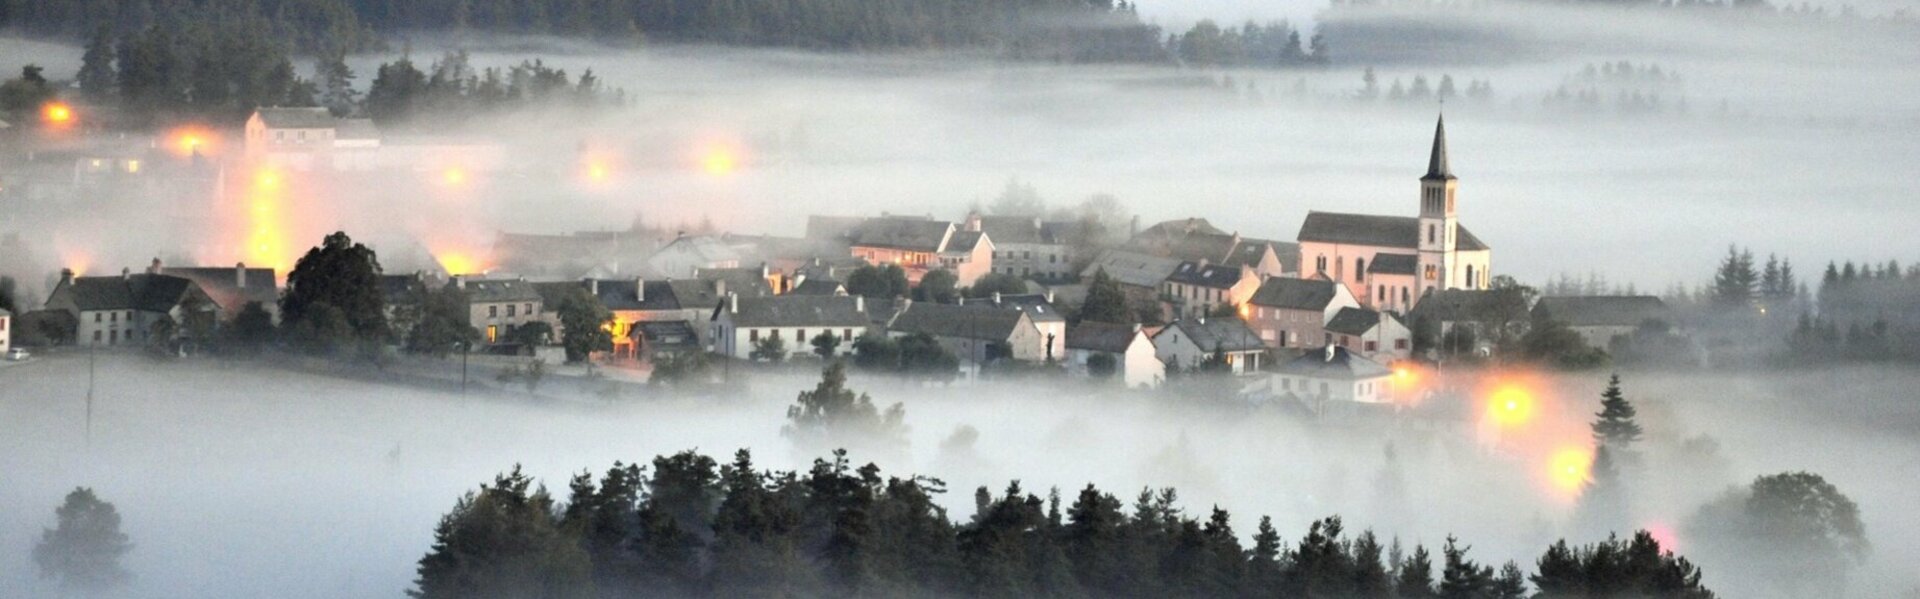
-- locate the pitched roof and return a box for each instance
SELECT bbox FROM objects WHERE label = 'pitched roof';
[789,278,847,296]
[565,279,682,312]
[946,230,987,254]
[1166,261,1247,289]
[1326,307,1395,336]
[1297,211,1488,251]
[455,277,542,303]
[658,235,742,263]
[975,216,1054,245]
[968,293,1066,323]
[805,215,870,242]
[1137,218,1225,240]
[161,266,278,313]
[1082,250,1183,288]
[1066,321,1140,353]
[63,274,198,313]
[335,118,380,141]
[254,107,335,129]
[1533,296,1669,328]
[636,321,701,349]
[853,218,953,252]
[889,302,1029,341]
[720,295,869,327]
[693,266,775,297]
[380,274,429,305]
[1278,346,1391,380]
[1426,114,1454,180]
[1367,253,1419,276]
[1249,277,1341,311]
[1222,238,1292,270]
[1161,318,1265,353]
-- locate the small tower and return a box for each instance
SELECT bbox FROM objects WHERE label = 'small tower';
[1417,114,1459,294]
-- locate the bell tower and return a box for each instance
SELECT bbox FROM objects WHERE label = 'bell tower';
[1417,114,1458,294]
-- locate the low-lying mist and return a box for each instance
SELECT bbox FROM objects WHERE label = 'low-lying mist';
[3,355,1916,597]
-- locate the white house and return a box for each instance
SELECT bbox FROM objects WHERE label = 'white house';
[966,213,1076,281]
[885,301,1046,377]
[156,260,280,324]
[1273,345,1394,407]
[1160,261,1259,321]
[44,269,217,347]
[1324,307,1414,363]
[709,294,871,360]
[1297,116,1493,311]
[1152,317,1270,375]
[961,292,1068,362]
[450,276,544,345]
[0,308,11,354]
[244,107,339,171]
[1065,321,1164,388]
[648,235,742,279]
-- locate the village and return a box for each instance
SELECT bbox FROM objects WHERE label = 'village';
[0,103,1688,421]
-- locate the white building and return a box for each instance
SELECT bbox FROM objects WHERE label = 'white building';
[709,294,871,360]
[1273,345,1394,406]
[44,269,216,347]
[1064,321,1164,388]
[0,308,11,354]
[1324,307,1415,363]
[1297,116,1492,311]
[1152,317,1270,375]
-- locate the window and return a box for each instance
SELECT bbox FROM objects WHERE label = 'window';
[1049,255,1057,264]
[1023,251,1032,260]
[1424,265,1437,281]
[94,313,101,323]
[1395,339,1409,350]
[110,312,117,323]
[843,329,853,341]
[486,325,497,343]
[1315,255,1327,274]
[506,305,517,317]
[797,329,805,342]
[110,330,117,344]
[1280,378,1290,390]
[488,305,498,318]
[1355,258,1366,282]
[1401,287,1410,305]
[526,303,533,314]
[297,131,307,142]
[1365,340,1378,352]
[275,131,285,142]
[750,329,759,341]
[1324,333,1332,345]
[1467,266,1477,288]
[93,331,102,342]
[1427,224,1435,244]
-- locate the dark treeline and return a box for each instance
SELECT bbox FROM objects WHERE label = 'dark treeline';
[1658,245,1920,366]
[360,51,625,126]
[1784,259,1920,363]
[411,447,1716,598]
[0,0,1328,69]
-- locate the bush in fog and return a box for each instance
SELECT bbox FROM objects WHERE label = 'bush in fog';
[413,451,1719,598]
[33,487,133,590]
[784,362,907,453]
[1686,471,1866,596]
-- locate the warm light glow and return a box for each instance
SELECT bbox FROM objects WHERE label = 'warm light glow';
[1548,447,1594,495]
[255,170,281,191]
[43,102,73,124]
[244,167,291,273]
[700,148,738,175]
[1487,385,1537,428]
[435,252,485,276]
[1646,523,1680,551]
[441,167,467,186]
[169,126,217,157]
[586,161,611,182]
[1237,304,1250,319]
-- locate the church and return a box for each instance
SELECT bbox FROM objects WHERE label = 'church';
[1295,115,1493,315]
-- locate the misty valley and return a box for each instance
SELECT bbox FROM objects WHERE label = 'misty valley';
[3,0,1919,598]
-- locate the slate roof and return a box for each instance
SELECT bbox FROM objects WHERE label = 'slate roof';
[694,266,775,297]
[1425,114,1454,180]
[1326,307,1397,336]
[946,230,988,254]
[789,278,846,296]
[161,266,278,314]
[1533,296,1669,328]
[1161,318,1266,353]
[1136,218,1225,240]
[335,118,380,141]
[1249,277,1342,311]
[455,278,542,303]
[1367,253,1419,276]
[1166,261,1246,289]
[61,274,199,313]
[972,293,1066,323]
[381,274,429,305]
[568,279,682,312]
[1066,321,1140,353]
[659,235,743,264]
[1082,250,1184,288]
[1222,238,1289,270]
[254,107,335,129]
[853,218,954,252]
[719,295,869,327]
[1297,212,1489,252]
[637,321,701,349]
[975,216,1055,245]
[1278,346,1392,380]
[670,280,726,313]
[889,302,1028,341]
[805,215,870,242]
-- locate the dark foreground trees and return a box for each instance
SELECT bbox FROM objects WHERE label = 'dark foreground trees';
[413,449,1717,598]
[34,487,133,590]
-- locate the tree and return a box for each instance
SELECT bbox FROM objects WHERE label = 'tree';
[0,275,20,314]
[0,65,56,120]
[846,264,909,299]
[317,50,358,116]
[897,332,960,382]
[751,335,788,362]
[34,487,132,590]
[411,467,593,599]
[1518,313,1606,370]
[914,269,960,304]
[1086,353,1117,379]
[1395,544,1436,597]
[1437,536,1494,598]
[989,178,1045,217]
[811,330,842,359]
[553,287,612,362]
[283,232,388,343]
[851,331,901,372]
[964,272,1028,299]
[1591,374,1643,453]
[77,26,116,101]
[784,362,907,451]
[1575,446,1628,538]
[649,352,717,388]
[1710,245,1757,311]
[1687,471,1863,595]
[367,57,427,125]
[1079,268,1131,324]
[405,287,480,357]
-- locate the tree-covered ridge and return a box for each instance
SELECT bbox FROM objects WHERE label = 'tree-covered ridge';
[0,0,1328,68]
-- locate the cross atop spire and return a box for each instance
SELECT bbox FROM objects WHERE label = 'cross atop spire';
[1424,113,1453,181]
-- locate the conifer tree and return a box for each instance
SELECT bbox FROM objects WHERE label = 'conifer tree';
[1395,544,1436,597]
[1592,374,1644,453]
[1080,268,1132,324]
[76,26,116,101]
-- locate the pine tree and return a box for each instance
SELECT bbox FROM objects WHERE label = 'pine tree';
[77,26,116,100]
[1080,268,1132,324]
[1592,374,1643,452]
[317,50,358,117]
[1395,544,1436,597]
[1437,536,1493,598]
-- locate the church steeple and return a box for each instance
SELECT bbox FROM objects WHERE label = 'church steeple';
[1423,114,1453,181]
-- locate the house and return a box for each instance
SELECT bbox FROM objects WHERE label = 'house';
[44,268,217,346]
[844,216,996,286]
[1273,345,1395,407]
[709,294,871,360]
[1161,261,1259,321]
[962,292,1068,362]
[789,278,847,296]
[648,235,742,279]
[694,264,782,297]
[1406,288,1508,354]
[492,230,660,280]
[886,301,1046,375]
[1127,217,1294,278]
[380,272,433,338]
[1297,116,1493,310]
[965,213,1076,281]
[0,308,11,354]
[1152,317,1270,375]
[1245,277,1361,350]
[1325,307,1414,363]
[450,276,543,345]
[1532,296,1672,349]
[244,107,337,170]
[155,260,279,323]
[1080,249,1184,321]
[1064,321,1163,388]
[634,321,702,360]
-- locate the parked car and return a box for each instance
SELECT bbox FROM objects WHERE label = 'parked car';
[5,348,30,361]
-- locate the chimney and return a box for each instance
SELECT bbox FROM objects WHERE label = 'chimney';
[992,291,1002,305]
[147,257,162,275]
[235,262,247,288]
[855,295,865,312]
[714,279,727,298]
[964,210,982,232]
[759,262,769,278]
[634,278,644,302]
[1131,323,1142,334]
[121,267,131,281]
[60,268,75,287]
[1045,289,1055,303]
[1323,344,1336,362]
[727,292,739,313]
[455,275,467,290]
[587,278,600,296]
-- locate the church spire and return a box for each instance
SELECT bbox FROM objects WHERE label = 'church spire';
[1424,113,1453,180]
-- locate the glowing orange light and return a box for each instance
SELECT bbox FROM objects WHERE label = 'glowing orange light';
[441,168,467,186]
[435,252,486,276]
[43,102,74,124]
[587,162,610,182]
[700,148,737,175]
[1646,523,1680,551]
[1237,304,1250,319]
[1488,385,1536,427]
[1548,447,1594,495]
[256,170,281,191]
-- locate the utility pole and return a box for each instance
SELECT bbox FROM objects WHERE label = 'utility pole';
[460,341,470,395]
[86,341,96,445]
